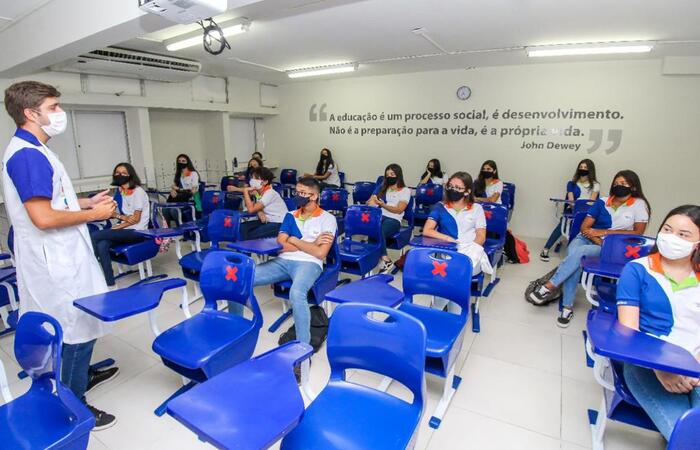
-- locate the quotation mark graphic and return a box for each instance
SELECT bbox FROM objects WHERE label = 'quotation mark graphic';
[586,129,623,154]
[309,103,328,122]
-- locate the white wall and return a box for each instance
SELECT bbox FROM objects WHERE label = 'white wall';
[265,59,700,238]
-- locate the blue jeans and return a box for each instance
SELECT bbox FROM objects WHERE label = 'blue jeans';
[624,363,700,440]
[229,258,322,344]
[90,228,145,286]
[544,217,565,250]
[549,235,601,308]
[61,339,96,401]
[240,221,281,240]
[378,217,401,257]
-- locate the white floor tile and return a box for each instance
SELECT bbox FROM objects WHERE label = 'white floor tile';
[560,377,600,447]
[562,334,594,384]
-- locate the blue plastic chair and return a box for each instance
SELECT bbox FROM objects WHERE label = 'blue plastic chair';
[413,185,443,227]
[338,171,346,187]
[395,248,471,428]
[386,196,415,253]
[153,252,263,415]
[201,190,224,216]
[0,229,18,337]
[269,239,341,333]
[0,312,95,449]
[480,202,508,293]
[352,181,377,204]
[585,309,700,450]
[502,181,516,219]
[320,189,349,236]
[339,205,384,278]
[271,182,284,195]
[280,169,298,197]
[281,303,427,450]
[558,199,596,249]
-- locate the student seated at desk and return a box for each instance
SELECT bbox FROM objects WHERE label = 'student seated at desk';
[91,163,150,287]
[616,204,700,442]
[529,170,650,327]
[231,177,336,362]
[304,148,341,190]
[422,171,493,275]
[418,158,445,186]
[163,153,201,226]
[368,163,411,274]
[473,160,503,204]
[226,157,263,193]
[240,167,288,239]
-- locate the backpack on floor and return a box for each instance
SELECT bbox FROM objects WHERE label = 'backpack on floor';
[278,305,329,353]
[524,267,561,306]
[514,236,530,264]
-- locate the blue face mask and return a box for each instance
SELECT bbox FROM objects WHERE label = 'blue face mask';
[294,195,311,208]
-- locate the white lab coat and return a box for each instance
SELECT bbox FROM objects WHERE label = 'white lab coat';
[457,241,493,276]
[2,131,110,344]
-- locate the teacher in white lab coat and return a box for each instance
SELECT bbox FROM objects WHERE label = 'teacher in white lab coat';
[2,81,119,430]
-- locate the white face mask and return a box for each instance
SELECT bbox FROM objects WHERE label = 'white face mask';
[249,179,264,190]
[38,111,68,137]
[656,232,699,260]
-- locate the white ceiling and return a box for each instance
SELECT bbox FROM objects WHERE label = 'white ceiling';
[0,0,53,32]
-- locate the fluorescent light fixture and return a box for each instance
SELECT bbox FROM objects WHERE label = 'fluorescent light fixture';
[166,22,250,51]
[287,64,357,78]
[527,41,654,58]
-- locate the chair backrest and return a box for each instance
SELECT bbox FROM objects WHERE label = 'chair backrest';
[220,175,238,191]
[415,184,443,207]
[375,175,384,186]
[223,192,243,211]
[283,197,296,211]
[327,303,426,406]
[320,189,348,214]
[280,169,297,185]
[343,205,383,241]
[481,203,508,245]
[199,252,262,325]
[14,312,62,387]
[271,182,283,194]
[569,211,588,241]
[573,199,596,215]
[352,181,377,204]
[202,190,223,215]
[403,196,415,227]
[669,407,700,450]
[502,182,516,210]
[338,171,346,187]
[208,210,240,247]
[599,234,656,266]
[402,248,472,317]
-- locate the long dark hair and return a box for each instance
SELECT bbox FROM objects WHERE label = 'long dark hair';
[113,162,141,189]
[474,160,499,197]
[445,171,475,204]
[651,205,700,272]
[378,163,406,198]
[315,148,335,176]
[572,158,597,191]
[609,169,651,217]
[173,153,197,187]
[423,158,444,179]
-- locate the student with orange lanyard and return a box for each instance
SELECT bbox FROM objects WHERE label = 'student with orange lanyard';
[240,166,288,239]
[473,160,503,204]
[615,205,700,442]
[368,163,411,274]
[529,170,650,327]
[422,171,493,276]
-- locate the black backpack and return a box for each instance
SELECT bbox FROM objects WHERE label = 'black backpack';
[278,305,329,353]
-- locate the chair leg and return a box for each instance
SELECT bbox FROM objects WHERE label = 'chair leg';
[146,260,153,277]
[175,239,183,259]
[154,380,197,416]
[147,309,161,337]
[471,298,481,333]
[430,365,462,429]
[300,359,316,402]
[180,286,192,319]
[588,396,607,450]
[0,358,12,403]
[138,263,146,280]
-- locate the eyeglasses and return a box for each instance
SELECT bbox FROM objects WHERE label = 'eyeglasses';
[293,190,314,198]
[446,184,466,192]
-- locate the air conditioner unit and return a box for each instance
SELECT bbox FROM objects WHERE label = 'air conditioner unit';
[50,47,202,83]
[138,0,227,24]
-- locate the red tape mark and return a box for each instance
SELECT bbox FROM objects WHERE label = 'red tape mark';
[212,195,220,204]
[361,212,370,223]
[427,188,434,196]
[225,266,238,282]
[332,193,340,201]
[223,216,233,228]
[432,261,447,277]
[484,210,493,220]
[624,245,640,258]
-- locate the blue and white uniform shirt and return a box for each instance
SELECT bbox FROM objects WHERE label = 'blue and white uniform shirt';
[427,201,486,244]
[586,196,649,231]
[278,206,337,267]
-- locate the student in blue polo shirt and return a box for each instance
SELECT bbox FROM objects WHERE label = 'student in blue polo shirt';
[529,170,650,327]
[231,177,336,351]
[616,204,700,442]
[423,171,493,275]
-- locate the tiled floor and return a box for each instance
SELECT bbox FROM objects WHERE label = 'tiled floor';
[0,237,668,450]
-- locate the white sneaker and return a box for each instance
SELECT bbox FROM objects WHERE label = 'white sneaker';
[378,260,395,275]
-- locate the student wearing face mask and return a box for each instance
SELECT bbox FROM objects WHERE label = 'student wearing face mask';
[304,148,341,190]
[162,154,201,226]
[473,160,503,204]
[368,164,411,274]
[239,167,288,239]
[422,171,493,276]
[418,158,445,186]
[529,170,650,327]
[614,205,700,443]
[90,163,150,287]
[540,159,600,262]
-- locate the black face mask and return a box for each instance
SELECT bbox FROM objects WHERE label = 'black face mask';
[111,174,131,186]
[385,176,398,186]
[577,169,589,177]
[480,171,494,179]
[445,189,465,202]
[611,185,632,198]
[177,162,188,170]
[294,195,311,208]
